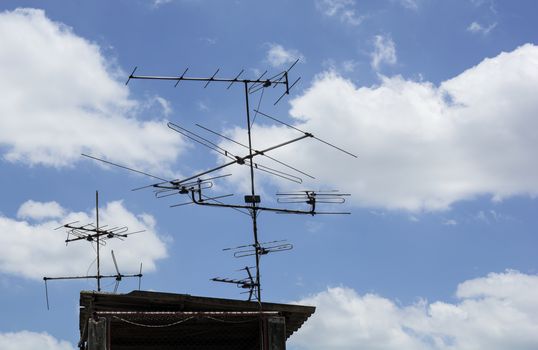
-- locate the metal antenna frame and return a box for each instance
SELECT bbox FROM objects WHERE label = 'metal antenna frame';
[212,266,258,302]
[223,240,293,259]
[92,60,356,306]
[43,191,143,309]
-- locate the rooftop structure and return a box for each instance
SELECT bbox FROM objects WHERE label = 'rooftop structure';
[79,290,315,349]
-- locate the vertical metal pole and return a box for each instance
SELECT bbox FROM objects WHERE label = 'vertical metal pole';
[244,82,261,304]
[96,191,101,292]
[244,82,265,350]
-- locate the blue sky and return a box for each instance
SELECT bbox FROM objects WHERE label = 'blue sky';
[1,1,538,349]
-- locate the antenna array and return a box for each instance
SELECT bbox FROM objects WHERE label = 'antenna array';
[83,59,356,305]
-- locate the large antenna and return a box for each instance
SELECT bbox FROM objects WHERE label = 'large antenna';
[43,191,144,309]
[85,61,356,307]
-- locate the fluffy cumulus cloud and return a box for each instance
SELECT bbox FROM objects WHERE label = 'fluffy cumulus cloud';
[0,331,75,350]
[17,200,65,220]
[371,34,397,70]
[0,8,183,175]
[290,270,538,350]
[266,43,304,68]
[221,44,538,211]
[316,0,363,26]
[0,200,168,280]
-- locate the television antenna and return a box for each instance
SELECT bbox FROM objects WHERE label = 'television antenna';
[212,266,258,302]
[223,240,293,259]
[43,191,143,309]
[83,59,356,305]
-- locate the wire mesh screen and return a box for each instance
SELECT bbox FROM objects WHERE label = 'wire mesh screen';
[92,311,277,350]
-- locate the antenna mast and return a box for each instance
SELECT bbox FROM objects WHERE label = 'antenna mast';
[245,79,262,304]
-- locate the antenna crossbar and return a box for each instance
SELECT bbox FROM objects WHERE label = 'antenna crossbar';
[128,131,311,192]
[43,273,142,282]
[128,74,287,86]
[186,186,350,215]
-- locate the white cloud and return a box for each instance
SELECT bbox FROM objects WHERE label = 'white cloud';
[200,37,217,45]
[470,0,486,5]
[398,0,419,10]
[442,219,457,226]
[475,210,489,222]
[151,0,173,8]
[197,101,210,112]
[290,270,538,350]
[316,0,364,26]
[474,209,510,224]
[220,44,538,212]
[342,60,359,72]
[0,331,75,350]
[467,21,497,35]
[0,200,168,281]
[305,220,324,233]
[17,200,65,220]
[153,96,173,116]
[470,0,497,14]
[371,34,397,70]
[266,43,304,68]
[0,8,184,175]
[322,59,359,74]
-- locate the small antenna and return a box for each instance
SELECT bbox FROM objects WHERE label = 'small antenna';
[223,240,293,258]
[212,266,258,302]
[276,190,351,215]
[43,191,144,309]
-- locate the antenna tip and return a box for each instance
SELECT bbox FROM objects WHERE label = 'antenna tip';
[125,66,137,85]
